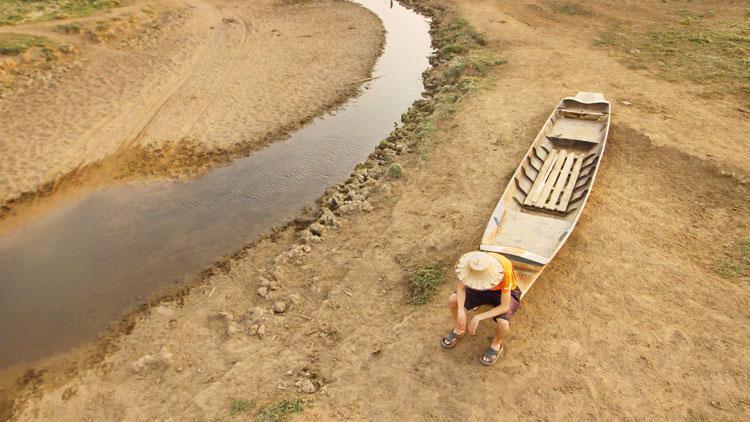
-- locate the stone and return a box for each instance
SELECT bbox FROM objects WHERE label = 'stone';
[226,321,241,336]
[271,265,286,281]
[319,209,339,227]
[153,304,174,316]
[131,346,173,373]
[309,223,325,237]
[272,301,288,314]
[259,277,272,287]
[299,229,318,244]
[257,324,267,337]
[296,378,318,394]
[257,286,268,297]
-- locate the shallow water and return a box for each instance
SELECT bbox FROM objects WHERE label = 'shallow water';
[0,0,431,368]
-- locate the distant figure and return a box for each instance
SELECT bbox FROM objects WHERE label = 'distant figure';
[441,251,521,365]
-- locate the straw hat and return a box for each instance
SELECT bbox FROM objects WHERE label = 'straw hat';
[455,251,504,290]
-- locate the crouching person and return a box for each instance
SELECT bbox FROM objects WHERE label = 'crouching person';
[441,251,521,365]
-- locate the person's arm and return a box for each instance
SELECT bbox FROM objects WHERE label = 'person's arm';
[468,291,511,335]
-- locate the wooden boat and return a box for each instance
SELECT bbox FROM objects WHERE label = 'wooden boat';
[480,92,611,297]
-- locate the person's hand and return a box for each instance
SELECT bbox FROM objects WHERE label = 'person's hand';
[456,308,467,332]
[468,315,483,335]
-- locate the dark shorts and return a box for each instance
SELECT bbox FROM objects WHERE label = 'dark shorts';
[464,287,521,322]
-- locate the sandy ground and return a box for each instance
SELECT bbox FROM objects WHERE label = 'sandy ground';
[0,0,383,214]
[5,0,750,420]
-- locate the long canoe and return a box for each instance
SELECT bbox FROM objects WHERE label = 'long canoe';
[480,92,611,297]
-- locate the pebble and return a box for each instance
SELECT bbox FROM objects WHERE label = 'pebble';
[257,286,268,297]
[296,378,318,394]
[272,301,288,314]
[130,346,173,373]
[309,223,325,237]
[319,209,339,227]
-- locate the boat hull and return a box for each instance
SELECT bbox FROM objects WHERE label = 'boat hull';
[480,92,611,296]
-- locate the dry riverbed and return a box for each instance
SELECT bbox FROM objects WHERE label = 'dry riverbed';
[0,0,384,221]
[3,0,750,420]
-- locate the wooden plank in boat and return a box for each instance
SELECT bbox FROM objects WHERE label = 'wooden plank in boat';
[545,153,576,210]
[524,149,559,206]
[534,150,568,208]
[556,154,584,212]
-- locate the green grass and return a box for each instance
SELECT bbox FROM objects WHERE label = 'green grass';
[740,240,750,262]
[54,22,82,34]
[0,33,55,55]
[456,76,481,93]
[551,2,590,16]
[415,119,436,140]
[255,399,304,422]
[409,264,445,305]
[715,239,749,279]
[440,43,465,57]
[387,163,403,178]
[433,17,489,61]
[716,258,743,278]
[466,50,507,75]
[230,399,256,416]
[0,0,121,26]
[594,20,750,104]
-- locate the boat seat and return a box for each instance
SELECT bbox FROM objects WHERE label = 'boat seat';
[520,148,593,213]
[546,117,605,144]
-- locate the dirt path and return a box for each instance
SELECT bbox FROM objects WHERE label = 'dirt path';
[0,0,383,214]
[6,0,749,420]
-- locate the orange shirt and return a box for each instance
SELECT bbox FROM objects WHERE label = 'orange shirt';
[487,253,517,293]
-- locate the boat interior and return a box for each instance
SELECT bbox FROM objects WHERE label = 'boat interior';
[480,94,610,293]
[514,99,609,216]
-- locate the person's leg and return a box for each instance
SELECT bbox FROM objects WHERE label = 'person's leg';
[448,293,463,334]
[491,319,510,351]
[442,293,465,348]
[480,319,509,365]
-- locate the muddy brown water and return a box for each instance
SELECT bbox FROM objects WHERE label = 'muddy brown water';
[0,0,431,368]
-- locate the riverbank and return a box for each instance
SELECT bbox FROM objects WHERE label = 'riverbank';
[6,0,750,420]
[0,0,384,221]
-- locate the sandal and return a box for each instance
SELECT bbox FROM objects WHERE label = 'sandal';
[480,345,504,366]
[441,331,464,349]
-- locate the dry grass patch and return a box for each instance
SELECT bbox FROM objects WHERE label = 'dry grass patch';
[409,264,445,305]
[0,0,120,25]
[595,18,750,106]
[550,1,590,16]
[0,33,55,55]
[715,239,750,280]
